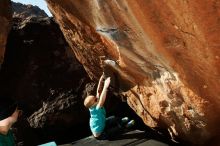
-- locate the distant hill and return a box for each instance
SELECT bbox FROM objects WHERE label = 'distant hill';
[12,2,48,18]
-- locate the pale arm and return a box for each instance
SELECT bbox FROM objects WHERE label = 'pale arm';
[96,73,105,98]
[96,77,111,109]
[0,108,20,135]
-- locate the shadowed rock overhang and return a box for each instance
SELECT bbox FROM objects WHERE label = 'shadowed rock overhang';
[45,0,220,145]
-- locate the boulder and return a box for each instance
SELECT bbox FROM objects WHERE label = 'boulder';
[46,0,220,145]
[1,9,90,145]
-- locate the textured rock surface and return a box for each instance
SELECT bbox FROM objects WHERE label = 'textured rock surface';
[1,13,90,145]
[46,0,220,145]
[12,2,48,19]
[0,0,12,65]
[2,4,132,145]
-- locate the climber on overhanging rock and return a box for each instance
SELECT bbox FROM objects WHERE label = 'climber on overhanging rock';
[0,98,22,146]
[84,72,135,140]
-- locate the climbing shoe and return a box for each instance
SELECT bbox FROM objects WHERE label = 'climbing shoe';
[125,120,135,128]
[121,117,129,124]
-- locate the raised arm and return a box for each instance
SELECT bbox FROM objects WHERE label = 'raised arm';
[96,73,105,98]
[96,77,111,109]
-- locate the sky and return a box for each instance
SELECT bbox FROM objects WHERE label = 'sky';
[12,0,52,16]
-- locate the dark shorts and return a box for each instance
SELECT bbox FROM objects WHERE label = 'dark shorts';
[95,116,123,140]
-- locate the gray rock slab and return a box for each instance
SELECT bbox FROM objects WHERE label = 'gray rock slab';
[59,130,169,146]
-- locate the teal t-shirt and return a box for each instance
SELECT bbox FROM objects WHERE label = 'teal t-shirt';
[89,106,106,134]
[0,130,15,146]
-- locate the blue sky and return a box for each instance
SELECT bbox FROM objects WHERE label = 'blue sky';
[12,0,52,16]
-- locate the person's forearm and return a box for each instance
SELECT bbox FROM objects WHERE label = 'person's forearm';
[96,74,104,98]
[97,77,110,108]
[96,86,108,109]
[100,86,108,100]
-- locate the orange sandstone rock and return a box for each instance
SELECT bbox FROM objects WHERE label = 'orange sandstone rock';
[46,0,220,145]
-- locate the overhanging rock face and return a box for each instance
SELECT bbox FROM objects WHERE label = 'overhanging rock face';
[0,0,11,65]
[46,0,220,145]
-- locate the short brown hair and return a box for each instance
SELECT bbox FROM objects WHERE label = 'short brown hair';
[84,95,96,108]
